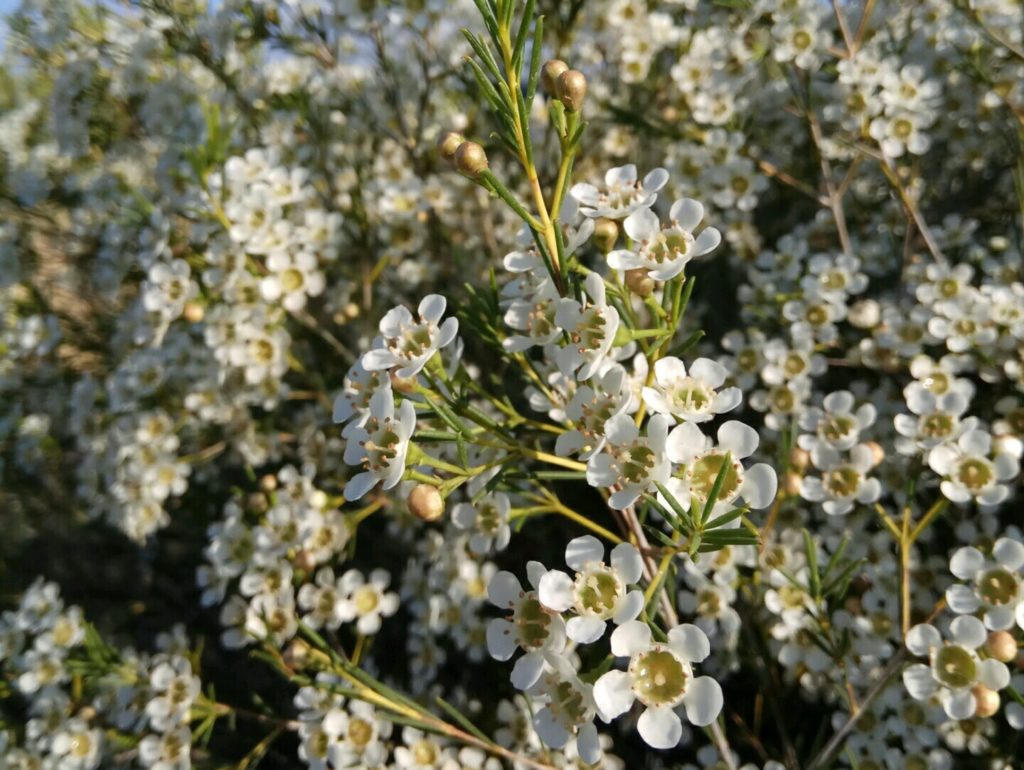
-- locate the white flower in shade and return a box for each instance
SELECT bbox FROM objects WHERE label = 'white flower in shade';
[798,390,876,452]
[452,492,512,554]
[362,294,459,378]
[555,272,621,381]
[487,565,567,690]
[260,250,325,312]
[799,443,882,516]
[894,389,974,456]
[916,263,975,314]
[946,538,1024,631]
[607,199,721,282]
[338,569,400,635]
[586,413,671,509]
[555,365,633,459]
[927,429,1020,507]
[502,280,563,352]
[928,301,998,354]
[298,567,346,630]
[529,656,602,764]
[903,617,1010,719]
[665,421,778,519]
[145,655,199,731]
[869,111,931,157]
[538,535,645,644]
[594,620,723,749]
[570,164,669,220]
[332,361,391,439]
[138,725,191,770]
[342,389,416,501]
[642,356,741,425]
[327,700,393,769]
[50,717,102,770]
[393,726,457,769]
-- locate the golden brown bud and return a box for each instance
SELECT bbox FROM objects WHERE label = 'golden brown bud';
[541,59,569,95]
[556,70,587,112]
[863,441,885,467]
[625,268,655,298]
[454,141,489,177]
[986,630,1018,663]
[788,447,810,473]
[783,471,802,497]
[259,473,278,492]
[408,484,445,522]
[972,685,1000,718]
[183,302,204,323]
[294,549,317,573]
[436,131,464,163]
[593,218,619,253]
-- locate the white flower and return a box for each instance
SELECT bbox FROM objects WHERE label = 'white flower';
[530,656,602,764]
[903,617,1010,720]
[338,569,400,635]
[362,294,459,378]
[50,717,102,770]
[502,280,563,352]
[538,535,645,643]
[570,164,669,220]
[594,620,722,748]
[894,389,974,456]
[799,443,882,516]
[586,413,672,509]
[554,272,621,381]
[298,567,346,630]
[665,420,778,518]
[260,250,325,312]
[487,565,567,690]
[946,538,1024,631]
[327,700,393,769]
[798,390,877,452]
[642,356,740,424]
[555,365,633,458]
[145,655,199,731]
[607,199,720,282]
[138,725,192,770]
[927,429,1020,507]
[342,389,416,501]
[451,492,512,554]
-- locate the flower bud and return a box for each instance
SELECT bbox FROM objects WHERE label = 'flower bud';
[593,218,618,253]
[436,131,464,164]
[863,441,885,467]
[246,492,268,514]
[972,685,1000,718]
[260,473,278,492]
[390,372,418,394]
[556,70,587,112]
[986,630,1017,662]
[294,549,317,573]
[541,59,569,95]
[848,299,881,329]
[454,141,489,177]
[283,639,311,669]
[789,447,810,473]
[783,471,802,497]
[625,268,655,298]
[183,302,205,323]
[408,484,444,522]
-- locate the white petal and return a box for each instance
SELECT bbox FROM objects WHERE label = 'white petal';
[906,624,941,657]
[638,705,683,749]
[538,571,575,613]
[683,676,723,726]
[943,689,976,720]
[670,198,704,231]
[950,615,986,648]
[567,616,608,644]
[533,707,570,749]
[511,652,546,690]
[610,620,651,657]
[566,535,605,571]
[417,294,447,323]
[978,659,1010,691]
[718,420,759,459]
[611,543,643,584]
[944,585,980,615]
[902,663,938,700]
[593,670,635,721]
[993,538,1024,571]
[576,722,602,764]
[741,463,777,509]
[613,590,645,624]
[949,546,984,580]
[693,227,722,255]
[486,619,517,661]
[667,624,710,663]
[526,561,548,590]
[488,572,523,609]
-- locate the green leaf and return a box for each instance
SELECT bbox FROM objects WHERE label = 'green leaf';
[511,0,536,74]
[652,482,695,533]
[525,15,544,103]
[803,529,821,599]
[704,505,749,531]
[700,452,733,525]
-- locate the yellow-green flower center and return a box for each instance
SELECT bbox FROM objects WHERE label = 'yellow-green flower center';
[630,648,688,706]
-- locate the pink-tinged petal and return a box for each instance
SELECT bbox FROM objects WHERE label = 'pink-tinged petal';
[638,705,683,748]
[610,620,651,657]
[594,670,634,721]
[611,543,644,585]
[567,616,607,644]
[538,571,575,613]
[682,676,723,726]
[486,619,517,661]
[566,535,605,571]
[667,623,710,663]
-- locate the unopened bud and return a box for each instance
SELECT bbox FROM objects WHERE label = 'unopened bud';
[294,549,317,573]
[789,447,810,473]
[783,471,802,497]
[246,492,268,514]
[625,268,655,298]
[972,685,1000,718]
[863,441,885,467]
[408,484,445,522]
[183,302,204,323]
[283,639,311,669]
[556,70,587,112]
[454,141,488,177]
[437,131,464,163]
[344,302,360,320]
[593,218,618,253]
[390,372,418,394]
[986,630,1018,663]
[848,299,881,329]
[541,59,569,95]
[260,473,278,492]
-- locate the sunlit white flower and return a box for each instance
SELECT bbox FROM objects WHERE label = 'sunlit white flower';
[642,356,740,424]
[529,656,602,764]
[570,164,669,220]
[342,389,416,501]
[798,390,877,452]
[555,365,633,458]
[607,199,720,282]
[799,443,882,516]
[555,272,621,381]
[946,538,1024,631]
[362,294,459,378]
[586,413,672,509]
[927,429,1020,507]
[338,568,400,635]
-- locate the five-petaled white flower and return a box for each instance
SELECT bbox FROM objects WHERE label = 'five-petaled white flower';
[927,429,1020,507]
[362,294,459,378]
[342,388,416,501]
[608,199,721,282]
[587,413,672,509]
[452,492,512,555]
[946,538,1024,631]
[570,164,669,220]
[555,272,621,381]
[538,535,645,643]
[594,620,723,749]
[642,356,741,424]
[529,656,603,764]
